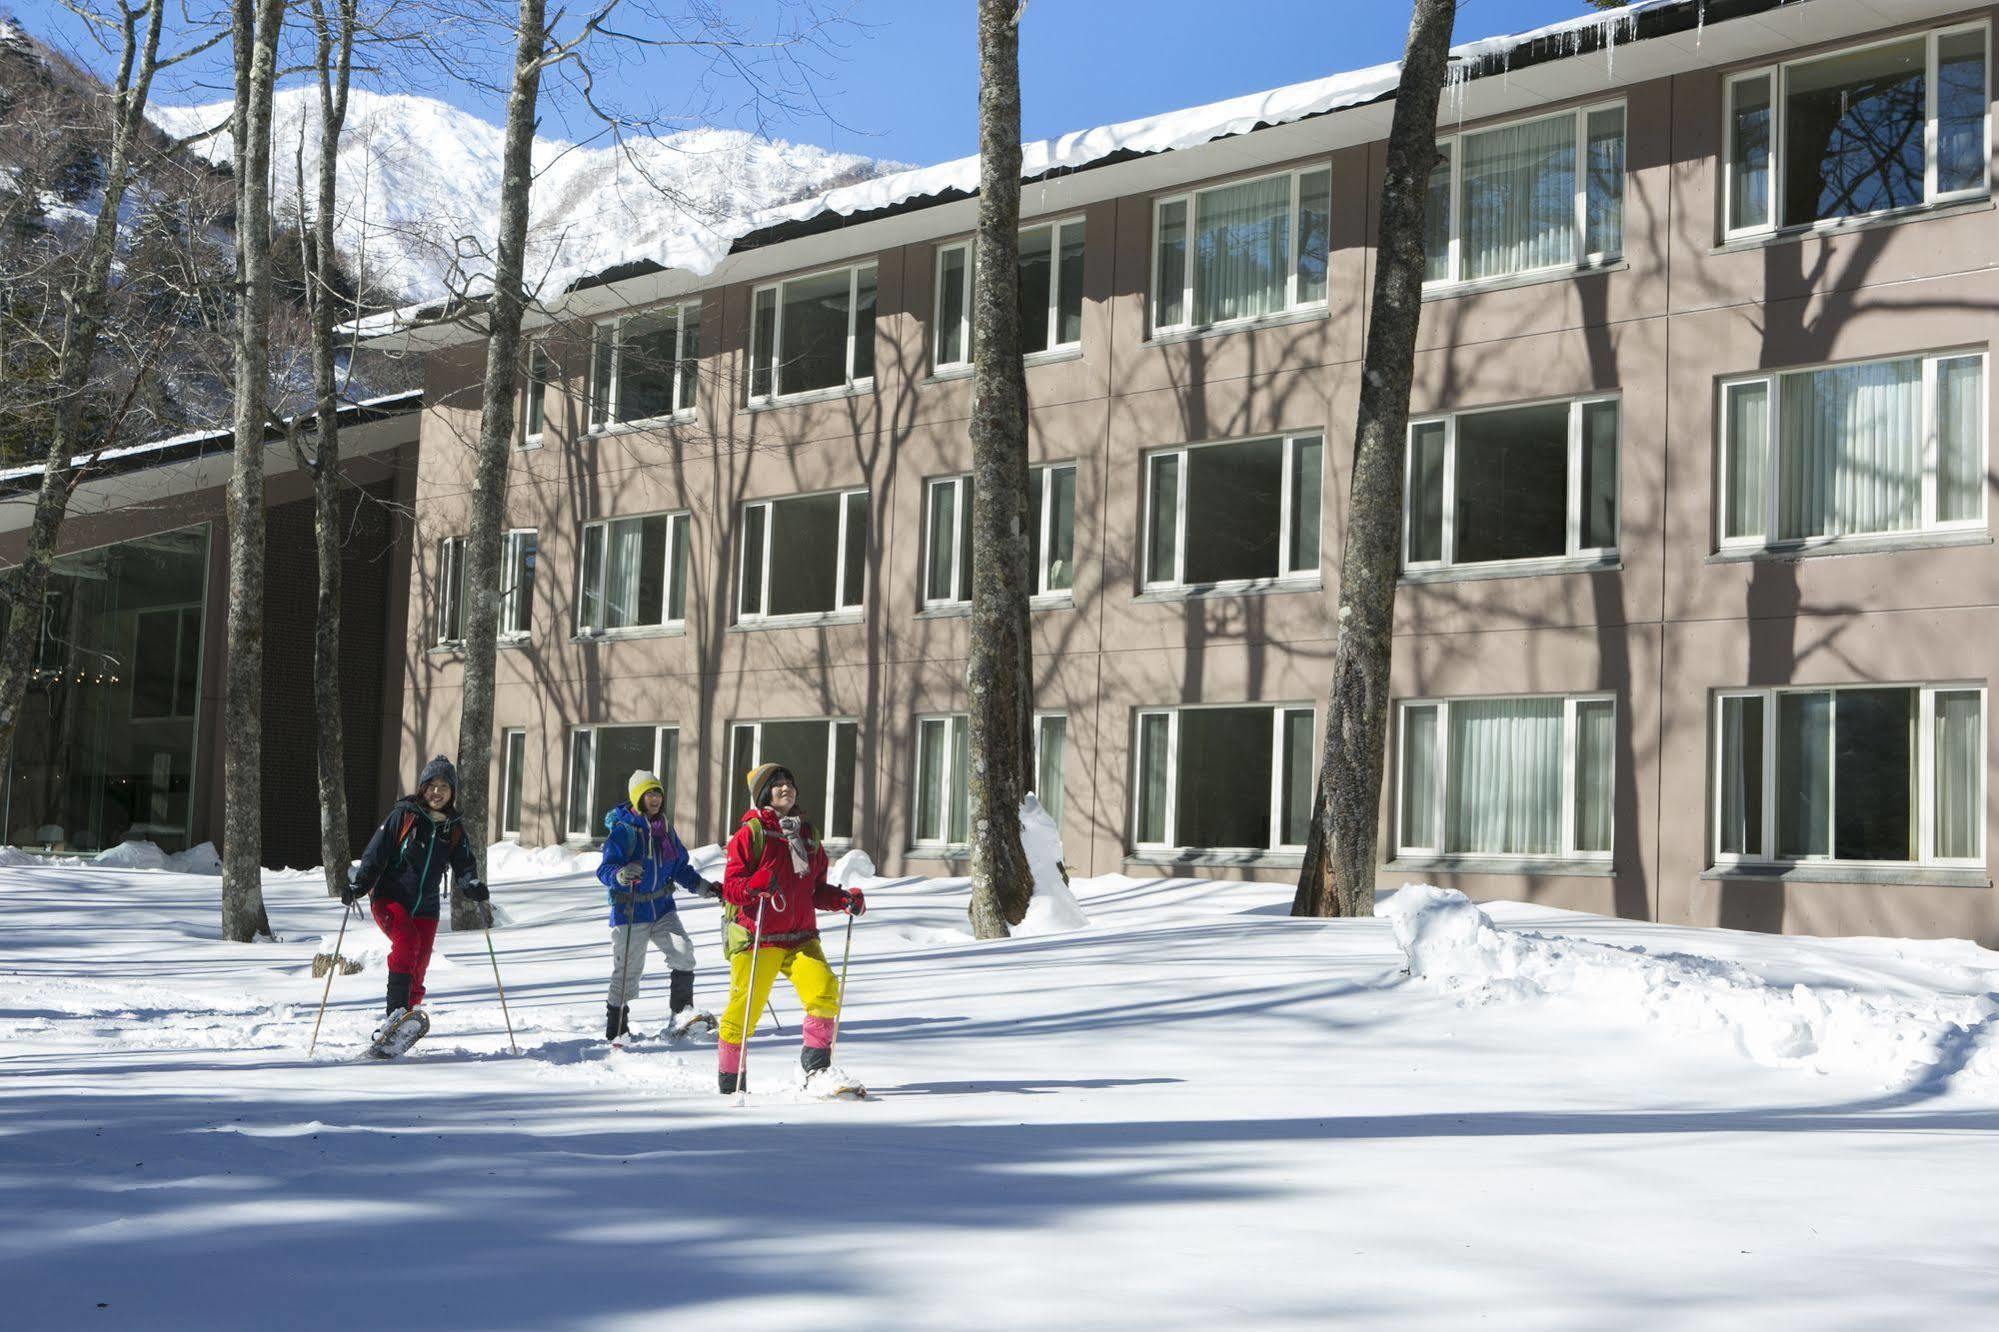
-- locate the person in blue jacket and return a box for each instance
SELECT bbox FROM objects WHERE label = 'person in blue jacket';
[599,769,719,1043]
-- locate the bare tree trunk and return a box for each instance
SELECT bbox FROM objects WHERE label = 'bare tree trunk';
[0,3,169,774]
[452,0,545,930]
[965,0,1033,940]
[299,0,358,897]
[1294,0,1456,920]
[221,0,287,942]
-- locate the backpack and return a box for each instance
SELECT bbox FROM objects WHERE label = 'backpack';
[721,816,821,958]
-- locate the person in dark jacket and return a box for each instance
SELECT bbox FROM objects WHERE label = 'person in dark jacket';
[597,769,719,1043]
[344,754,489,1021]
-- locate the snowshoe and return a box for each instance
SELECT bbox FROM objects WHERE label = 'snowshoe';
[667,1008,717,1042]
[366,1006,430,1059]
[803,1064,866,1100]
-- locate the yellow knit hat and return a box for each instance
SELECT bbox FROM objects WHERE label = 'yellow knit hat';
[628,770,664,808]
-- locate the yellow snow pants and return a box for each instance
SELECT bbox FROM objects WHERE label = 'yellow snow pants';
[716,939,840,1045]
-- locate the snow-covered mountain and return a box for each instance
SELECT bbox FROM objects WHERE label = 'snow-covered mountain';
[149,88,892,300]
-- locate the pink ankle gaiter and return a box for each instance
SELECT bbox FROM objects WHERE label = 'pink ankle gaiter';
[802,1015,835,1050]
[717,1040,743,1074]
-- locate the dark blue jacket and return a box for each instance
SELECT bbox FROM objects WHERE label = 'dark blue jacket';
[356,796,478,920]
[596,804,707,926]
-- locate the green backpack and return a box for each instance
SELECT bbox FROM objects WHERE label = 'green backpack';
[720,817,822,958]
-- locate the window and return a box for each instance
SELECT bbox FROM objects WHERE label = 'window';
[1719,351,1985,549]
[435,537,466,646]
[588,301,701,427]
[521,340,550,447]
[1425,103,1624,287]
[1396,695,1615,859]
[748,263,877,402]
[922,464,1078,608]
[499,728,527,839]
[1725,25,1989,238]
[935,218,1086,368]
[1152,166,1330,333]
[576,511,690,636]
[1132,704,1316,852]
[1404,397,1619,572]
[738,489,868,622]
[501,529,536,638]
[130,606,202,721]
[1035,712,1067,826]
[566,724,677,840]
[912,714,971,847]
[1714,685,1982,867]
[729,718,858,841]
[1144,435,1322,590]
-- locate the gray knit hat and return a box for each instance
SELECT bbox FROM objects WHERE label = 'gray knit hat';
[417,754,458,795]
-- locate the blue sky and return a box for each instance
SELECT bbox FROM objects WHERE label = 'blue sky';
[9,0,1610,167]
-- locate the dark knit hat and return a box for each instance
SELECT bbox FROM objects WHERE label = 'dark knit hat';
[417,754,458,795]
[746,762,796,809]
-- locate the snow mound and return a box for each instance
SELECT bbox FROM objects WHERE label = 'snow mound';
[688,842,725,877]
[832,849,875,888]
[165,842,223,875]
[1385,886,1999,1095]
[1015,794,1088,936]
[94,839,170,870]
[485,841,600,881]
[0,846,46,867]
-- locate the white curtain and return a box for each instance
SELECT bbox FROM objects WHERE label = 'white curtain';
[1934,691,1982,860]
[1460,113,1576,281]
[1724,382,1770,539]
[1400,706,1439,849]
[1778,359,1922,539]
[1717,696,1762,856]
[1192,176,1292,325]
[1446,698,1563,854]
[604,518,643,629]
[1776,692,1831,858]
[915,719,946,842]
[1137,714,1172,843]
[1573,700,1615,853]
[1937,357,1985,523]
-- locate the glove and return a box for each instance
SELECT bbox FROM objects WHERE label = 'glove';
[696,879,721,900]
[459,878,490,902]
[843,888,867,918]
[341,866,367,907]
[476,900,494,930]
[616,863,644,887]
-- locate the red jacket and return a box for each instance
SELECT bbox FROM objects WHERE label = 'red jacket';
[721,807,847,945]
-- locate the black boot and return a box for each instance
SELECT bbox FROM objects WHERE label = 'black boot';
[718,1070,742,1095]
[801,1044,831,1074]
[386,972,413,1017]
[669,969,694,1015]
[605,1004,623,1042]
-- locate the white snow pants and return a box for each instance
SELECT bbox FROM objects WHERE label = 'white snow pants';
[607,914,696,1007]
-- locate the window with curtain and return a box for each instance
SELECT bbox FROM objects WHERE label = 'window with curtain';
[1719,351,1986,548]
[588,301,701,427]
[1131,704,1315,852]
[1426,103,1624,287]
[1152,166,1330,333]
[499,729,527,839]
[1725,24,1990,238]
[748,264,877,401]
[435,537,466,646]
[576,512,689,636]
[912,714,971,847]
[1714,685,1982,866]
[1145,435,1322,589]
[1035,713,1067,826]
[500,529,536,638]
[737,489,868,622]
[1397,695,1615,858]
[566,725,677,839]
[728,718,859,840]
[935,219,1086,368]
[521,340,550,446]
[1404,397,1619,572]
[923,465,1077,608]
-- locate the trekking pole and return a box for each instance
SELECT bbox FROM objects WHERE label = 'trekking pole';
[828,907,857,1065]
[734,893,768,1106]
[307,904,353,1057]
[482,915,519,1055]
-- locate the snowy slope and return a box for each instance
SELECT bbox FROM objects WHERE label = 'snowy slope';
[4,854,1999,1328]
[148,88,889,299]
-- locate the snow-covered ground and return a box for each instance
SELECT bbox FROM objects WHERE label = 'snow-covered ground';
[4,851,1998,1329]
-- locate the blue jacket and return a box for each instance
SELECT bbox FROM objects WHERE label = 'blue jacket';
[597,804,708,925]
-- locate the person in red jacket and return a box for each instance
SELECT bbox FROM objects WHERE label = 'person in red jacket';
[716,761,865,1095]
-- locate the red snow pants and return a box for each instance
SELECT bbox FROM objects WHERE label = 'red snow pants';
[371,898,441,1005]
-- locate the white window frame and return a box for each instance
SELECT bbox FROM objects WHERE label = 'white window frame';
[588,300,701,430]
[1150,165,1331,335]
[933,216,1087,370]
[574,509,692,639]
[1402,394,1622,574]
[736,487,868,625]
[921,465,1078,609]
[747,262,878,405]
[1710,683,1985,869]
[498,727,527,840]
[1425,99,1627,290]
[499,527,535,640]
[435,536,466,647]
[1142,434,1323,593]
[1722,22,1992,242]
[1130,702,1317,854]
[520,338,549,449]
[1034,711,1067,822]
[1716,348,1988,553]
[1394,694,1617,862]
[910,712,971,850]
[727,717,858,846]
[565,723,678,841]
[1032,463,1079,601]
